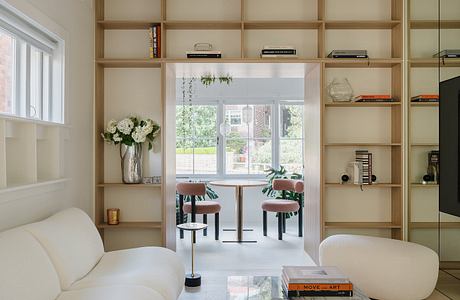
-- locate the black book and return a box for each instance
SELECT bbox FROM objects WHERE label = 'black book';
[330,54,368,58]
[261,49,296,55]
[187,53,222,58]
[282,285,353,297]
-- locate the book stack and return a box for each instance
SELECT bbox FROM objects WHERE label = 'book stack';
[411,94,439,102]
[282,266,353,297]
[353,94,394,103]
[355,150,372,185]
[149,25,161,58]
[327,50,368,59]
[260,46,297,58]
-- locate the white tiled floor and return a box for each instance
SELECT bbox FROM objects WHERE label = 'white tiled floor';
[176,221,315,273]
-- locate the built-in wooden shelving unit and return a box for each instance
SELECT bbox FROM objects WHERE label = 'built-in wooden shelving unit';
[94,0,405,250]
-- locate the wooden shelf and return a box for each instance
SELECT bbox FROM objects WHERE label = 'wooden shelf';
[325,102,400,107]
[97,20,161,30]
[410,222,460,229]
[409,58,460,68]
[325,20,400,29]
[410,102,439,107]
[411,183,439,187]
[325,183,401,188]
[324,142,401,147]
[96,59,162,68]
[325,222,401,229]
[324,58,401,68]
[244,20,322,29]
[410,20,460,29]
[95,0,405,249]
[410,142,438,147]
[165,20,241,30]
[97,183,161,188]
[97,222,162,229]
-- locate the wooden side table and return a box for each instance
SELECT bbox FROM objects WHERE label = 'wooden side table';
[177,222,208,287]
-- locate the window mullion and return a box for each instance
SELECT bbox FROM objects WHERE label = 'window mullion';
[48,56,52,121]
[25,44,30,118]
[273,101,280,171]
[38,51,43,119]
[217,100,225,177]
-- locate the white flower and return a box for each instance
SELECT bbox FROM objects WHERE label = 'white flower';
[113,133,122,142]
[106,119,117,134]
[117,118,134,135]
[132,126,147,143]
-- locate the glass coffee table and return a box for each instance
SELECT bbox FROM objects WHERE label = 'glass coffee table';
[226,276,370,300]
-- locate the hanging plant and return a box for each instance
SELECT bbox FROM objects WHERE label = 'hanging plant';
[200,73,232,87]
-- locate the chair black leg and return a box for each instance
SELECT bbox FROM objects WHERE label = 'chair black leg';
[179,195,184,239]
[203,214,208,236]
[278,213,283,240]
[298,206,303,237]
[282,213,286,233]
[263,211,267,236]
[215,213,219,240]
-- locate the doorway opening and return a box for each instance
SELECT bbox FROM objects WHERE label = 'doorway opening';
[163,62,322,272]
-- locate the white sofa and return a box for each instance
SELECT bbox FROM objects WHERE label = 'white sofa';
[0,208,185,300]
[319,234,439,300]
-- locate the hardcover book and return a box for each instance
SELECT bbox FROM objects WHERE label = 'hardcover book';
[282,266,350,284]
[411,94,439,102]
[186,50,222,58]
[353,95,394,102]
[328,50,368,59]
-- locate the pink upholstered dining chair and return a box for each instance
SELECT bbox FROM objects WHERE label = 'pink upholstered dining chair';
[261,179,304,240]
[176,182,221,241]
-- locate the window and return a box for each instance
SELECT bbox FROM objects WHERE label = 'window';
[0,3,64,123]
[226,110,242,126]
[280,104,303,174]
[176,100,304,177]
[0,30,14,115]
[176,104,218,175]
[224,104,272,175]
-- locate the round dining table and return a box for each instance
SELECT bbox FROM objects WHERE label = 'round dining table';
[209,180,267,243]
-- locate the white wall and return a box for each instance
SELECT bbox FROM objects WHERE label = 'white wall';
[0,0,94,230]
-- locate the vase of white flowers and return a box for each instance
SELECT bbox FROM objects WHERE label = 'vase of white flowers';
[102,116,160,184]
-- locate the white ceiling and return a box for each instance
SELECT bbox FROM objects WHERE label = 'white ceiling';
[173,62,317,79]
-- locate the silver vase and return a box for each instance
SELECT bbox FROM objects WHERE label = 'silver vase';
[120,143,143,184]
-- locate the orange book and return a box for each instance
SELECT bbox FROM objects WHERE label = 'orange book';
[355,94,392,99]
[416,94,439,99]
[287,283,353,291]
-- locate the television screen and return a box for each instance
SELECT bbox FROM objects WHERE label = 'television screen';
[440,75,460,217]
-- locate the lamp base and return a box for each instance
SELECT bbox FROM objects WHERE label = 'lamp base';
[185,273,201,287]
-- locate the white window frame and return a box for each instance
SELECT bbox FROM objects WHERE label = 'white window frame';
[0,1,65,124]
[176,99,304,179]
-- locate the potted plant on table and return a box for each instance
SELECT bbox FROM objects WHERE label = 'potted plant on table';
[102,116,160,184]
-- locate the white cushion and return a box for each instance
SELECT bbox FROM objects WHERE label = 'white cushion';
[25,208,104,289]
[57,285,165,300]
[0,228,61,300]
[71,247,185,300]
[319,234,439,300]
